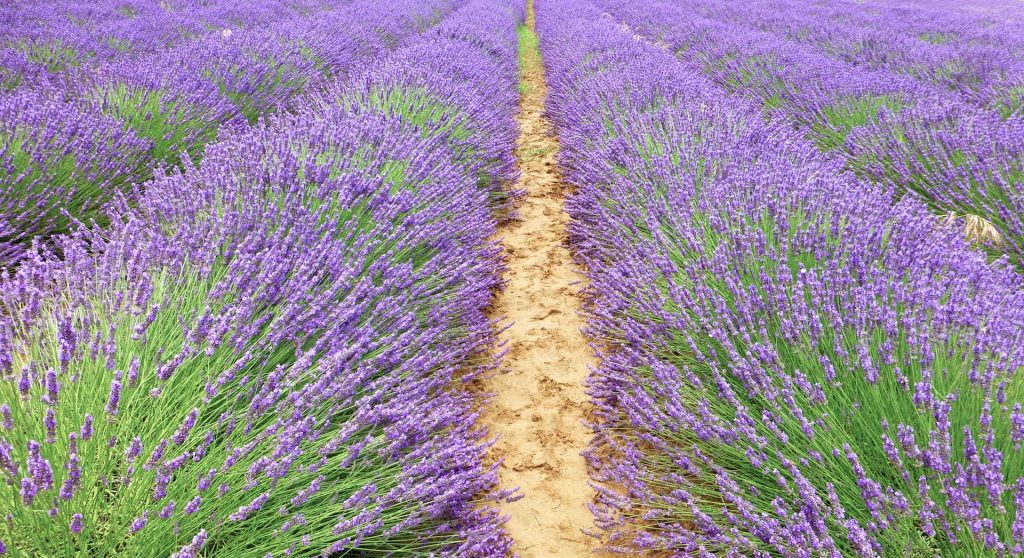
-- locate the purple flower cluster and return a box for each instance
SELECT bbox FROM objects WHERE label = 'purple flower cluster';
[595,0,1024,268]
[0,0,520,555]
[537,0,1024,555]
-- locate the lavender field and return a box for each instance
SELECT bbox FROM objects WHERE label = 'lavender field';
[0,0,1022,556]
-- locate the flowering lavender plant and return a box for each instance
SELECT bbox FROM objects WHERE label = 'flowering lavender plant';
[539,1,1024,555]
[0,0,520,555]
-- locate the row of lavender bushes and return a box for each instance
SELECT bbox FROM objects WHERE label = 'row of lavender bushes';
[0,0,330,67]
[0,0,522,555]
[624,0,1024,111]
[537,0,1024,555]
[592,0,1024,271]
[0,0,459,267]
[887,0,1024,25]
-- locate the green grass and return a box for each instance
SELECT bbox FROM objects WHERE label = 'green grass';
[91,83,218,168]
[517,22,540,95]
[14,39,85,73]
[918,32,954,45]
[809,94,902,151]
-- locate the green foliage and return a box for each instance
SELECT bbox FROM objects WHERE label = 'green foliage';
[14,39,85,73]
[92,83,215,168]
[918,32,954,45]
[517,23,540,94]
[809,94,901,151]
[993,85,1024,119]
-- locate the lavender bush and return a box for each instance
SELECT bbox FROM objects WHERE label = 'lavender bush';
[319,8,523,217]
[538,0,1024,555]
[0,0,520,555]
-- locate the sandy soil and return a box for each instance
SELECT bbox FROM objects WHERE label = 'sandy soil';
[479,3,601,556]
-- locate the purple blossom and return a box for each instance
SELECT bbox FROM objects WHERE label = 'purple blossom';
[126,437,144,461]
[229,492,270,522]
[60,453,81,501]
[105,373,123,416]
[131,511,148,534]
[44,369,59,405]
[20,478,37,506]
[79,414,94,441]
[171,409,198,445]
[184,496,202,515]
[160,501,176,519]
[44,409,56,444]
[171,530,207,558]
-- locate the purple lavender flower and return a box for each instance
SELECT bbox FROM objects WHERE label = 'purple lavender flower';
[228,492,270,522]
[20,478,36,506]
[171,530,207,558]
[105,373,123,416]
[126,437,143,461]
[44,369,59,405]
[79,414,94,441]
[131,511,148,534]
[44,409,56,444]
[160,501,176,520]
[60,454,81,501]
[184,496,201,516]
[171,409,198,445]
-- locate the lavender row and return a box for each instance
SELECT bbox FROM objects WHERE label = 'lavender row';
[537,0,1024,555]
[0,0,459,268]
[0,0,330,68]
[883,0,1024,24]
[0,0,522,555]
[594,0,1024,270]
[653,0,1024,114]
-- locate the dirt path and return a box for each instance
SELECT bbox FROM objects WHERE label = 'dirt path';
[481,2,598,556]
